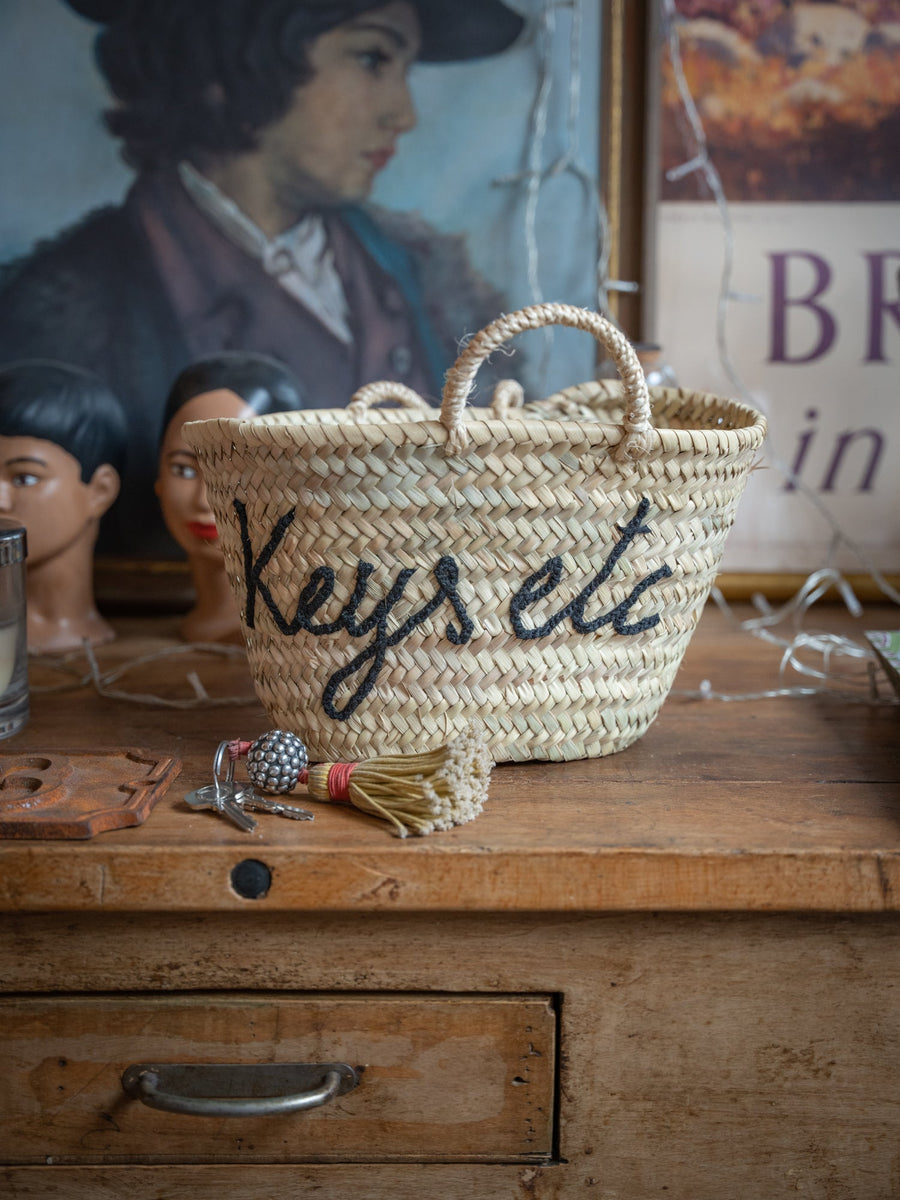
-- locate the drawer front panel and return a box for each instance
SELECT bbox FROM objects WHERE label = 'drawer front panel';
[0,993,555,1164]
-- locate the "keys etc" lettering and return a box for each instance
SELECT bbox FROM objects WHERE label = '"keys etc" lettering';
[234,497,673,721]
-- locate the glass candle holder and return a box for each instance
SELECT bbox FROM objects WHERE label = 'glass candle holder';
[0,519,28,739]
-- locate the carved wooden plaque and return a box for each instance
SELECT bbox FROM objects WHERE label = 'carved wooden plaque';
[0,749,181,839]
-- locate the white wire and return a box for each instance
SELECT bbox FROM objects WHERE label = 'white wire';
[660,0,900,687]
[492,1,624,334]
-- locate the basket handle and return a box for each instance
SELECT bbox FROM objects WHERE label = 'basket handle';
[441,302,653,463]
[349,381,433,417]
[489,379,525,418]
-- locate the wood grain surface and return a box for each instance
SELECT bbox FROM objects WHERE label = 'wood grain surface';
[0,602,896,913]
[1,912,897,1197]
[1,601,898,1197]
[0,994,555,1163]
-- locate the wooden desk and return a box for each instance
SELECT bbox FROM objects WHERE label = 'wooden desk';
[1,603,897,1198]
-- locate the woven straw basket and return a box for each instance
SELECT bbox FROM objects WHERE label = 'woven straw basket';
[184,303,766,764]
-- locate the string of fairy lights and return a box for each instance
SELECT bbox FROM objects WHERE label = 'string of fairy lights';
[495,0,897,705]
[660,0,898,593]
[655,0,897,703]
[29,0,897,708]
[491,0,615,379]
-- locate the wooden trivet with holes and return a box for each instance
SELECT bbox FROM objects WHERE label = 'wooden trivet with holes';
[0,749,181,839]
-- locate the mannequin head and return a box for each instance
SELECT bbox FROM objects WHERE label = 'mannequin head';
[0,360,127,652]
[157,351,300,641]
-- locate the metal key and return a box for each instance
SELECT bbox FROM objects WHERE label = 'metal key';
[184,741,258,832]
[184,782,258,832]
[236,789,315,822]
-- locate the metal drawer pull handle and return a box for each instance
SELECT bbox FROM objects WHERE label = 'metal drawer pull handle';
[122,1061,360,1117]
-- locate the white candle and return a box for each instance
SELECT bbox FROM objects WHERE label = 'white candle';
[0,620,18,694]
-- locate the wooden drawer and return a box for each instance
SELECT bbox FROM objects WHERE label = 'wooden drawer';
[0,993,556,1164]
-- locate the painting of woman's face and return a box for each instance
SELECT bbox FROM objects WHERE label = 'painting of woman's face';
[155,389,254,561]
[254,1,421,208]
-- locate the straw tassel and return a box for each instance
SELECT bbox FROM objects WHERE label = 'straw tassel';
[230,721,493,838]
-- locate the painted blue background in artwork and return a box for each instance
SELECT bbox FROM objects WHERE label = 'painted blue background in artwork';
[0,0,602,396]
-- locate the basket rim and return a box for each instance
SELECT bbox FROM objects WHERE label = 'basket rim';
[183,385,767,456]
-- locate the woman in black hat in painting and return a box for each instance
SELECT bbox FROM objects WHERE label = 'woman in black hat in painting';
[0,0,524,557]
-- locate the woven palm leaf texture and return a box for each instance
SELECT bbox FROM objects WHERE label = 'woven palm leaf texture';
[184,303,766,763]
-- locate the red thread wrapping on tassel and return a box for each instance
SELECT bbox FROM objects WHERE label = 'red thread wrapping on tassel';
[327,761,356,802]
[227,741,357,804]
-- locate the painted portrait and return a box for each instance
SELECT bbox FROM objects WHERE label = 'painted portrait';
[0,0,602,561]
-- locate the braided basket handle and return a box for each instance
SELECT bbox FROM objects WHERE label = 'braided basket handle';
[349,381,433,417]
[441,302,653,463]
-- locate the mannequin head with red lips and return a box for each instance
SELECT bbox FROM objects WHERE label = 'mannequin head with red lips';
[156,351,300,643]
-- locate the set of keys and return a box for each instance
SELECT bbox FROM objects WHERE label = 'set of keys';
[184,741,314,833]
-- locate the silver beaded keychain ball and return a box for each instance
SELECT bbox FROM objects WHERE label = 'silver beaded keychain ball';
[246,730,309,794]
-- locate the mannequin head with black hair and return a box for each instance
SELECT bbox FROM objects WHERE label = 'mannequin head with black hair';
[0,360,127,651]
[156,351,300,643]
[160,350,303,432]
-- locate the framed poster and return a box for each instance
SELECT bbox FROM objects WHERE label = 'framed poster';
[650,0,900,594]
[0,0,606,581]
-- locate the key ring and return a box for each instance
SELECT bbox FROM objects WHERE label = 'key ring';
[213,740,236,789]
[208,738,314,823]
